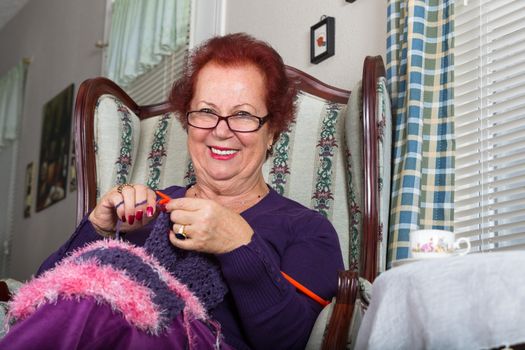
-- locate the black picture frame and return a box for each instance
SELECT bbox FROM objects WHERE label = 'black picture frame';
[310,16,335,64]
[36,84,74,212]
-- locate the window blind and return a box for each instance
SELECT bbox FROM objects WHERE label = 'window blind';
[455,0,525,252]
[125,43,188,105]
[104,0,190,106]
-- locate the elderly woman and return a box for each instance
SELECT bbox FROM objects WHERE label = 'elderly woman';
[3,33,344,349]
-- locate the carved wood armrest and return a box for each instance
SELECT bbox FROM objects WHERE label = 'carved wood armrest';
[321,270,360,350]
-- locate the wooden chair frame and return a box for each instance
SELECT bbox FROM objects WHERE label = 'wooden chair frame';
[321,56,385,349]
[73,57,386,349]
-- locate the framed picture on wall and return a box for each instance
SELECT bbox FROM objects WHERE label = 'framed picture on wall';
[36,84,74,212]
[23,162,34,218]
[310,16,335,64]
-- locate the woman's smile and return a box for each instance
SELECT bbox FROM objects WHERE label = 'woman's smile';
[209,145,239,160]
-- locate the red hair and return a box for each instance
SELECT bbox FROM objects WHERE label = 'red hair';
[170,33,296,141]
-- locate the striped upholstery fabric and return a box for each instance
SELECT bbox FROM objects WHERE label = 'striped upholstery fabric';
[376,77,392,273]
[94,95,194,198]
[344,82,364,272]
[386,0,455,263]
[262,91,350,267]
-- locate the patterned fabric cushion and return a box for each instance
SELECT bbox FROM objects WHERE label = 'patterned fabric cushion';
[94,95,141,198]
[262,91,350,267]
[345,82,364,272]
[94,96,195,201]
[131,112,195,189]
[376,77,392,273]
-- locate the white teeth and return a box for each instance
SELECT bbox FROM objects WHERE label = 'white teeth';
[211,147,237,155]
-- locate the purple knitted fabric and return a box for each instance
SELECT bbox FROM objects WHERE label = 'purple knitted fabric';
[144,212,228,311]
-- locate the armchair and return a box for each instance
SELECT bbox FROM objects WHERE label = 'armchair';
[73,56,389,349]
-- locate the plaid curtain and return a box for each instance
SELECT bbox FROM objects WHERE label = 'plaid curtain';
[386,0,455,263]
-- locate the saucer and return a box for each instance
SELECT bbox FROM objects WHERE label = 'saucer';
[391,257,450,267]
[391,258,422,267]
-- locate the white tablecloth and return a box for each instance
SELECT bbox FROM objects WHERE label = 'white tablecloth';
[355,252,525,349]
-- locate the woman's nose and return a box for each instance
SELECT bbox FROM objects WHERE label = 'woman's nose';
[213,118,234,137]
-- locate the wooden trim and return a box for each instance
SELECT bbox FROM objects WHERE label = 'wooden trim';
[361,56,386,283]
[321,270,359,350]
[285,66,350,104]
[321,55,386,349]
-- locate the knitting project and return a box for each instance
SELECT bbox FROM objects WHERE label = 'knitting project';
[7,212,228,339]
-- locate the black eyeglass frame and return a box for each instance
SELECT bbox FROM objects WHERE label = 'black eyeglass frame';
[185,110,269,133]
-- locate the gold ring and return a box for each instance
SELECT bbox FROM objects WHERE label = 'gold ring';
[117,183,133,194]
[175,224,187,240]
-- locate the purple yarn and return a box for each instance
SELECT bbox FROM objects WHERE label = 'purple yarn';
[76,247,185,323]
[144,212,228,311]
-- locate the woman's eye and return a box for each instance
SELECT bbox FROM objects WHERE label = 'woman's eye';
[199,108,214,114]
[233,111,252,117]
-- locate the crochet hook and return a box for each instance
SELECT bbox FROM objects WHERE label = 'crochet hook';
[156,190,171,205]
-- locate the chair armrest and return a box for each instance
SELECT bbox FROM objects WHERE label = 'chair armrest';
[321,270,359,350]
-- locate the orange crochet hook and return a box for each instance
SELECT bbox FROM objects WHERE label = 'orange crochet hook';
[156,190,171,205]
[281,271,330,307]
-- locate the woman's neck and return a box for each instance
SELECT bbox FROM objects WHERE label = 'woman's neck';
[188,178,269,213]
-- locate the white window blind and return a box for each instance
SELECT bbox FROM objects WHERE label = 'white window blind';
[455,0,525,252]
[103,0,190,105]
[125,43,188,105]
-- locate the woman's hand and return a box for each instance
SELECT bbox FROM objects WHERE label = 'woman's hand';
[88,184,158,236]
[165,198,254,254]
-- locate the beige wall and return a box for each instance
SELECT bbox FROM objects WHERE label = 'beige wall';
[0,0,106,280]
[225,0,387,90]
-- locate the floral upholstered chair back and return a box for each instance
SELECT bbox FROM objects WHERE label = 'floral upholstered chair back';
[92,96,194,197]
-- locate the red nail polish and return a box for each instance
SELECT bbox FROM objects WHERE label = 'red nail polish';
[146,206,154,217]
[121,215,126,223]
[136,210,143,221]
[128,215,135,225]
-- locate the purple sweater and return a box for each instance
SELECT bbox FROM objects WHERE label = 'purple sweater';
[31,185,344,349]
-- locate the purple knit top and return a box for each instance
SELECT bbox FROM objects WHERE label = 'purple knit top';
[33,185,344,349]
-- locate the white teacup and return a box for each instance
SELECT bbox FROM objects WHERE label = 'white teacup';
[410,229,471,259]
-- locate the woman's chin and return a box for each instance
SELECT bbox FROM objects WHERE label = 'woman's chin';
[203,169,239,183]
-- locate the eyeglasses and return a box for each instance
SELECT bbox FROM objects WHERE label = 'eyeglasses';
[186,110,269,133]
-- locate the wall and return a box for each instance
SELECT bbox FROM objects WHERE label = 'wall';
[0,0,106,280]
[225,0,387,90]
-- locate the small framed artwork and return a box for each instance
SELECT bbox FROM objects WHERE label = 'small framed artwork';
[36,84,74,212]
[310,16,335,64]
[24,162,34,218]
